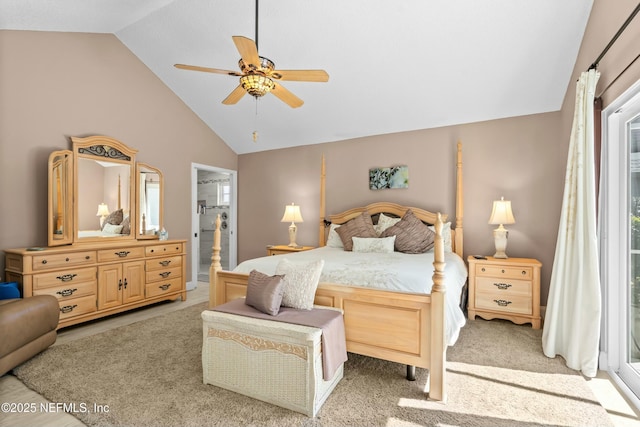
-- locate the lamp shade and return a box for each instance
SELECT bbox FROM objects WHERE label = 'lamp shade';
[488,197,515,225]
[96,203,110,217]
[281,203,304,223]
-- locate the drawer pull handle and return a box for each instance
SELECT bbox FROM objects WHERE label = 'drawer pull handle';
[522,270,526,275]
[159,272,171,278]
[57,288,77,297]
[118,279,123,291]
[115,251,130,258]
[65,257,70,262]
[159,260,171,267]
[123,278,128,289]
[85,255,91,260]
[60,304,77,314]
[493,282,512,290]
[56,273,77,282]
[159,284,171,291]
[494,299,512,307]
[42,260,48,264]
[481,267,485,272]
[501,269,505,273]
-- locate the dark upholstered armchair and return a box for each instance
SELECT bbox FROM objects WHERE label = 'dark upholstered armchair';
[0,295,59,376]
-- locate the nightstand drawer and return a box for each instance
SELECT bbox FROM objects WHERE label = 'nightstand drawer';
[475,264,532,280]
[475,277,532,297]
[475,293,532,315]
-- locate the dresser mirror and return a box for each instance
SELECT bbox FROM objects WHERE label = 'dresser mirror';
[72,136,138,243]
[136,162,164,239]
[47,150,73,246]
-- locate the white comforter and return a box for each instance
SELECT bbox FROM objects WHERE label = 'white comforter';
[233,246,467,345]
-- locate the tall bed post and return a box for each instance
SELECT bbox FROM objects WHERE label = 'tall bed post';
[455,140,464,256]
[209,214,222,308]
[429,213,447,401]
[318,155,326,246]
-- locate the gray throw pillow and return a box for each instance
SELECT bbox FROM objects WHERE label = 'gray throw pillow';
[335,211,377,251]
[381,209,435,253]
[245,270,285,316]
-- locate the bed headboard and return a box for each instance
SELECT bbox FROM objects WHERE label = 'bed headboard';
[318,141,464,257]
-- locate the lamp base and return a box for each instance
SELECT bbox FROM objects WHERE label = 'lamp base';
[493,226,509,259]
[287,223,298,247]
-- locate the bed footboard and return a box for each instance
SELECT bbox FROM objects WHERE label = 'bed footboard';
[209,214,448,401]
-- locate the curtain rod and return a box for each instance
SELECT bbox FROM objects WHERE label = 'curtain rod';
[589,2,640,70]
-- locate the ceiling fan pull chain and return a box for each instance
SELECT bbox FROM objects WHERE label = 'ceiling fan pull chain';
[253,97,259,142]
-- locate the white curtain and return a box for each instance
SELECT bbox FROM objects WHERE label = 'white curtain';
[542,69,601,377]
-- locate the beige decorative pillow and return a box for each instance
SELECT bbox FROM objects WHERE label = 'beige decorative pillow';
[245,270,285,316]
[352,236,396,253]
[102,223,124,234]
[326,223,344,248]
[381,209,435,254]
[335,211,377,251]
[275,258,324,310]
[374,212,401,236]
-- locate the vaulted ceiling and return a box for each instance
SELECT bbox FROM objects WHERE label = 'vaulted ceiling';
[0,0,594,154]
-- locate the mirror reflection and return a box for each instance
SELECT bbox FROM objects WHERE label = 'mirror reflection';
[136,163,163,239]
[48,150,73,246]
[77,157,132,238]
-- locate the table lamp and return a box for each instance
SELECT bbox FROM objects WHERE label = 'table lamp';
[488,197,515,259]
[96,203,110,228]
[281,203,304,247]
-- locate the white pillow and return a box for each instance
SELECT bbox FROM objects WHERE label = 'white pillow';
[428,222,452,252]
[102,223,124,234]
[275,258,325,310]
[326,223,344,248]
[352,236,396,253]
[374,213,401,236]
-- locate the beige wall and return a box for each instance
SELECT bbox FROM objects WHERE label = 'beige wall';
[0,30,237,282]
[1,0,639,308]
[237,0,640,308]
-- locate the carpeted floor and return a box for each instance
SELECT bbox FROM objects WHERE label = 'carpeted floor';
[13,302,613,427]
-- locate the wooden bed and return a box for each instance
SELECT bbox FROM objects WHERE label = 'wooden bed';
[209,141,464,402]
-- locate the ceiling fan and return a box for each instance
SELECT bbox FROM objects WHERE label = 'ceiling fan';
[174,1,329,108]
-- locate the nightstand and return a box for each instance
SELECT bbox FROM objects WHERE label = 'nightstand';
[467,256,542,329]
[266,245,315,256]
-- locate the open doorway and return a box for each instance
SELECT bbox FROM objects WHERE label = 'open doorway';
[190,163,237,290]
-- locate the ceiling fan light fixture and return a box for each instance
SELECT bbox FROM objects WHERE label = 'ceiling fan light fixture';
[240,74,275,98]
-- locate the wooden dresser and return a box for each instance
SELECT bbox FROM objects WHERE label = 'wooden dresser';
[467,256,542,329]
[4,240,186,329]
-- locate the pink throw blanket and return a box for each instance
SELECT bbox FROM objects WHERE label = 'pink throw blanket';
[213,299,347,380]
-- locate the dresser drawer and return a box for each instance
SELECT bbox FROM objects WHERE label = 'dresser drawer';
[34,280,96,301]
[475,293,532,315]
[57,295,97,320]
[145,243,184,257]
[32,267,97,289]
[475,264,532,280]
[97,247,145,263]
[475,277,532,297]
[145,266,182,283]
[146,278,183,298]
[32,251,96,271]
[145,256,182,271]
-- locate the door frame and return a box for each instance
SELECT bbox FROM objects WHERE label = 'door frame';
[188,163,237,291]
[600,77,640,408]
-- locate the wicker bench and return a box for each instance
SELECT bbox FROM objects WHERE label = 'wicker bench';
[201,308,344,417]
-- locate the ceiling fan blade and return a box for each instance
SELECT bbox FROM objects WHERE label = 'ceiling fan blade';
[271,83,304,108]
[271,69,329,82]
[222,85,247,105]
[232,36,260,68]
[174,64,243,77]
